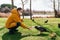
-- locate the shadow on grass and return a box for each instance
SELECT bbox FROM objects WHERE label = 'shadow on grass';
[31,33,49,37]
[36,33,49,36]
[2,32,31,40]
[55,30,60,36]
[2,32,49,40]
[0,27,5,31]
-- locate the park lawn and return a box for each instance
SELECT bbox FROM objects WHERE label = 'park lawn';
[0,18,60,40]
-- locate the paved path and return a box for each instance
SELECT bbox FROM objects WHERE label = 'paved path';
[21,15,55,18]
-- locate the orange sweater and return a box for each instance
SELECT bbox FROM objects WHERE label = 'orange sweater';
[5,8,27,29]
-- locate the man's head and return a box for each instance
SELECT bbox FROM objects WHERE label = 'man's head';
[17,8,23,15]
[17,8,23,13]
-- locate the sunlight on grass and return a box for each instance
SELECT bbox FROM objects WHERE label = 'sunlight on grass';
[0,18,60,40]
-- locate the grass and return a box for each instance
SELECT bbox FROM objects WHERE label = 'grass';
[0,18,60,40]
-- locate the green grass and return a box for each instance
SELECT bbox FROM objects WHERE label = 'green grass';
[0,18,60,40]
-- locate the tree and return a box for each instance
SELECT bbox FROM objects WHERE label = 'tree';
[0,4,17,13]
[30,0,32,20]
[50,0,58,17]
[51,0,60,17]
[21,0,28,19]
[57,0,60,17]
[53,0,57,17]
[1,4,17,9]
[11,0,14,9]
[54,0,60,17]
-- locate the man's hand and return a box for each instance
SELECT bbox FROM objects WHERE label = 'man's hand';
[27,27,32,30]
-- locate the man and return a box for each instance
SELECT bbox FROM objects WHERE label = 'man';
[5,8,31,34]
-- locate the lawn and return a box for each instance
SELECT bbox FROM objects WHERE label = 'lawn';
[0,18,60,40]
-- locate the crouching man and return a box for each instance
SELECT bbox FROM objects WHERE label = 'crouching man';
[5,8,31,34]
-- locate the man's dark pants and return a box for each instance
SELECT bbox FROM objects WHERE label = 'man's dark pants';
[8,22,21,34]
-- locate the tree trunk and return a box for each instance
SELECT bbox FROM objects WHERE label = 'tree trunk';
[57,0,60,18]
[53,0,60,18]
[30,0,32,20]
[21,0,24,19]
[11,0,14,9]
[53,0,56,17]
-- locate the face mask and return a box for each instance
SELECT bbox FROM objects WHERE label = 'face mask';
[19,11,22,15]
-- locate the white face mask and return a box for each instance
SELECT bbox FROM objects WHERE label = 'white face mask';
[19,11,22,15]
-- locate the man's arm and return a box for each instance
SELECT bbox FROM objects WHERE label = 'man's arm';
[12,14,28,29]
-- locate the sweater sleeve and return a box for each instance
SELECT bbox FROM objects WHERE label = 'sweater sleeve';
[13,14,28,28]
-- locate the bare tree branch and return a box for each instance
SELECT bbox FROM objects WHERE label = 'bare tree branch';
[21,0,29,19]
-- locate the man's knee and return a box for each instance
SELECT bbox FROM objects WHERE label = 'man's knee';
[17,22,21,26]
